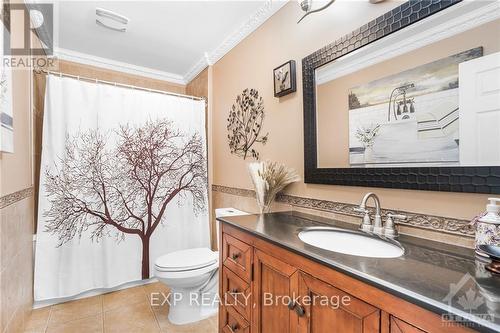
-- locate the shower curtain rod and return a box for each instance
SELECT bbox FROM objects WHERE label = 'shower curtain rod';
[34,67,207,104]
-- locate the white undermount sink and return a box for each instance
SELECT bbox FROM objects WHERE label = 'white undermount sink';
[298,227,404,258]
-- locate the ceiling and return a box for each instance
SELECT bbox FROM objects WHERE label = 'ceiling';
[56,1,285,84]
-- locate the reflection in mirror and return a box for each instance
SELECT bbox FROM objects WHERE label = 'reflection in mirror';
[316,1,500,168]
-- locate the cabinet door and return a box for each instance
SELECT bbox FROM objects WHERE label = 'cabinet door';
[390,317,426,333]
[294,272,380,333]
[252,249,297,333]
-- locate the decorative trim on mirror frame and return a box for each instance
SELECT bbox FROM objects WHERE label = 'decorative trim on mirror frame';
[212,184,474,238]
[301,0,500,194]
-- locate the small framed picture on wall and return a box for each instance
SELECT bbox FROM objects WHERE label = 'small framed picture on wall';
[273,60,296,97]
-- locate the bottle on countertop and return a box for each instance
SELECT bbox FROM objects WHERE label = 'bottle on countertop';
[474,198,500,257]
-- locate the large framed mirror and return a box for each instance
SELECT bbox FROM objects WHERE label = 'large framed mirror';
[302,0,500,194]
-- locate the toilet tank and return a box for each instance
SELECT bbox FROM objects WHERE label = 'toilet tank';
[215,208,249,249]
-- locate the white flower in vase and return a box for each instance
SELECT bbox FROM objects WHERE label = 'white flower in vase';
[248,161,300,214]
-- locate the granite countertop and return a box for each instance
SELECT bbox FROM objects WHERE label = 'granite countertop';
[217,211,500,333]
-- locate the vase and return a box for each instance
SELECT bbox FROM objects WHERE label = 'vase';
[364,146,373,163]
[257,197,274,214]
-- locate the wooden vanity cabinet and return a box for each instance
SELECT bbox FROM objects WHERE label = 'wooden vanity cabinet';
[219,223,475,333]
[252,249,298,333]
[294,272,380,333]
[390,316,435,333]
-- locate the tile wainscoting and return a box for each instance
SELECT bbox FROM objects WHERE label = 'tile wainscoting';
[212,184,475,248]
[0,187,35,333]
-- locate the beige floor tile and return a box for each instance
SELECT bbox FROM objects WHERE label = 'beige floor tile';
[103,286,148,312]
[23,328,46,333]
[143,282,170,302]
[151,301,169,319]
[24,306,51,331]
[153,304,217,333]
[49,295,102,325]
[46,314,103,333]
[104,300,160,333]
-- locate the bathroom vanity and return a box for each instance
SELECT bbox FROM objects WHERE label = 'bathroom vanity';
[217,212,500,333]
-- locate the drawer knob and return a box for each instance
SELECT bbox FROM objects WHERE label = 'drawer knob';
[230,323,239,332]
[231,288,239,294]
[231,253,240,260]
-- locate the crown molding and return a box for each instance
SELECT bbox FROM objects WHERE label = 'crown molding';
[184,0,288,83]
[54,48,186,85]
[184,57,210,84]
[316,0,500,85]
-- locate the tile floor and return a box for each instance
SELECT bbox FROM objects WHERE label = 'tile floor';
[23,283,218,333]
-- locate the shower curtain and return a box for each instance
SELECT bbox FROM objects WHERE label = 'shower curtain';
[34,75,209,301]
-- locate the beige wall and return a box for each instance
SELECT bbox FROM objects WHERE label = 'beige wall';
[56,60,186,94]
[186,68,218,248]
[186,68,208,99]
[212,1,493,222]
[317,20,500,167]
[0,2,35,332]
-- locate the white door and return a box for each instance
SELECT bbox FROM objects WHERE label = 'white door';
[459,51,500,166]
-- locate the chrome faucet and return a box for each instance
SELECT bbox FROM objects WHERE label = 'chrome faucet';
[354,192,406,237]
[354,192,383,233]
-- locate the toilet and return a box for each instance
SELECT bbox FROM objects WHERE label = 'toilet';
[154,208,249,325]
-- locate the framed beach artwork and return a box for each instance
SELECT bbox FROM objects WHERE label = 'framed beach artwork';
[0,10,13,153]
[348,47,483,167]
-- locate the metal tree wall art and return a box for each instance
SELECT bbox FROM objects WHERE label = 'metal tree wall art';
[227,88,268,160]
[44,119,207,279]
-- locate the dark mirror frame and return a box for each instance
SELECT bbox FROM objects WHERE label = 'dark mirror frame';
[302,0,500,194]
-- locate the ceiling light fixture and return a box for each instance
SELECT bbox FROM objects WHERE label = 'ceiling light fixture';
[96,7,129,32]
[297,0,386,23]
[297,0,335,23]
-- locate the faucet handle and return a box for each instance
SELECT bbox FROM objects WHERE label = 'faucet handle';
[384,213,406,237]
[387,213,407,220]
[354,206,372,232]
[353,207,367,213]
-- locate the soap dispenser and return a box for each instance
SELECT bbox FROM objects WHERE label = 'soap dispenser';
[475,198,500,257]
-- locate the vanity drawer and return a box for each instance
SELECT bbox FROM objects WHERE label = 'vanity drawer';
[222,267,251,319]
[222,233,253,282]
[221,305,250,333]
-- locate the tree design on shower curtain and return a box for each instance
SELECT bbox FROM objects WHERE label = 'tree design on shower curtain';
[43,119,207,279]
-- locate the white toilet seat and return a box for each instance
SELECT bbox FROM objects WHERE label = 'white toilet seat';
[155,260,218,279]
[154,248,219,279]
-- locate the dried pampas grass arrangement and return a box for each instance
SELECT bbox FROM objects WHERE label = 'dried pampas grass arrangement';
[248,161,301,213]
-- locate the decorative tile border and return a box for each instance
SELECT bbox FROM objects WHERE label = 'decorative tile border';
[212,184,474,238]
[0,187,34,209]
[212,184,254,198]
